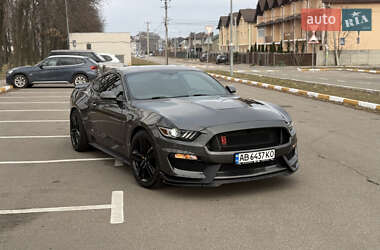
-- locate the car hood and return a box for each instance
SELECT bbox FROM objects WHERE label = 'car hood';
[11,65,36,73]
[134,96,287,131]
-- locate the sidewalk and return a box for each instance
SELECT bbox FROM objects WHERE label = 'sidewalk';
[298,67,380,74]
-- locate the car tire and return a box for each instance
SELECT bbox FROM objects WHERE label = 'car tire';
[13,74,28,88]
[70,110,90,152]
[72,74,88,86]
[130,130,163,189]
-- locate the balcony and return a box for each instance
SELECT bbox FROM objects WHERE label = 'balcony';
[284,32,294,41]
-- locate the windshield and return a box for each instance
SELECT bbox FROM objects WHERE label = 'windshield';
[126,70,229,100]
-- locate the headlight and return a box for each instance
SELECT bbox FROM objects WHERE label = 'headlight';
[7,70,14,75]
[158,127,199,141]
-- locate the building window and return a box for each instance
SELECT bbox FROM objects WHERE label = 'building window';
[258,28,265,38]
[87,43,92,50]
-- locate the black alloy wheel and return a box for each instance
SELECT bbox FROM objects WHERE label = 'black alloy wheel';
[70,110,89,152]
[131,131,162,188]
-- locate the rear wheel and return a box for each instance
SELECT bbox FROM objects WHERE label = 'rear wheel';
[70,110,90,152]
[130,131,162,188]
[72,74,88,86]
[13,74,28,88]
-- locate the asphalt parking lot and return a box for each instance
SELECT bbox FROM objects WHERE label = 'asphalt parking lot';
[0,83,379,250]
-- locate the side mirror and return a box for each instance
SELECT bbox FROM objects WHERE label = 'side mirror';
[100,91,117,100]
[226,85,236,94]
[39,64,44,69]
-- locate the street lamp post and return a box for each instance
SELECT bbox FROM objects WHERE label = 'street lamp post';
[229,0,234,76]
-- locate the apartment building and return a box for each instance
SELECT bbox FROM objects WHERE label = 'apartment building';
[255,0,323,53]
[237,9,257,52]
[217,10,257,53]
[217,16,229,52]
[217,13,239,52]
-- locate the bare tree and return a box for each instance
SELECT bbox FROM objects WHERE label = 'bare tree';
[0,0,104,67]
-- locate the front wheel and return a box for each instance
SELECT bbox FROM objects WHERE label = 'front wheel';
[72,74,88,86]
[13,74,28,88]
[70,110,90,152]
[130,131,162,188]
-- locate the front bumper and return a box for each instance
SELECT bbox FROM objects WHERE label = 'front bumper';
[154,123,299,187]
[5,73,12,85]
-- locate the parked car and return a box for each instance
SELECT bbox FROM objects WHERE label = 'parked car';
[70,66,299,188]
[49,50,105,63]
[216,54,228,64]
[6,55,98,88]
[199,53,208,62]
[100,53,120,64]
[99,53,124,68]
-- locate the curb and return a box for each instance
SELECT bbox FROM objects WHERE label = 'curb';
[0,85,13,94]
[298,67,380,74]
[209,73,380,112]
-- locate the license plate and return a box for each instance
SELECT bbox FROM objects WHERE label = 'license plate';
[235,149,275,165]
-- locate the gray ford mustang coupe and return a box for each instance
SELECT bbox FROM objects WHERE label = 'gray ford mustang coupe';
[70,66,299,188]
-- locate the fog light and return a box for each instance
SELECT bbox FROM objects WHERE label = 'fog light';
[174,153,198,161]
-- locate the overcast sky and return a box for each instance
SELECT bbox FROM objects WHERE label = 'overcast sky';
[101,0,258,38]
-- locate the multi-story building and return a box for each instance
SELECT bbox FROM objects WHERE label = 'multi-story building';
[218,10,257,53]
[217,16,229,52]
[255,0,322,53]
[237,9,257,52]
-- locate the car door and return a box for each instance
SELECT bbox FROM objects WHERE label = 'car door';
[31,57,60,82]
[88,73,127,155]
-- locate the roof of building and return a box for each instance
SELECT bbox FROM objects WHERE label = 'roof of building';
[226,12,239,27]
[217,16,229,29]
[237,8,256,24]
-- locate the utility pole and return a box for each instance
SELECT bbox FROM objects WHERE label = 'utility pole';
[229,0,234,76]
[162,0,170,65]
[146,21,150,56]
[64,0,70,49]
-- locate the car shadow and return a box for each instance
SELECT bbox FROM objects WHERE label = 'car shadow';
[159,176,299,199]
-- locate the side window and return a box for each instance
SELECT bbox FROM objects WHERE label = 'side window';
[93,73,122,95]
[57,58,76,66]
[105,78,123,97]
[75,58,85,64]
[42,58,59,66]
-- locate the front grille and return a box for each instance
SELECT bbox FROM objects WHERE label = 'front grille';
[207,127,290,152]
[169,158,207,172]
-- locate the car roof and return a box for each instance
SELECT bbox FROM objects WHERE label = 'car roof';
[47,55,87,59]
[117,65,202,74]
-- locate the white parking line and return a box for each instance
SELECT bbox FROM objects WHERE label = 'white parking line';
[0,101,69,104]
[110,191,124,224]
[0,204,111,214]
[0,109,68,112]
[0,191,125,225]
[0,120,69,123]
[0,96,69,99]
[9,92,72,94]
[0,158,113,165]
[0,135,70,139]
